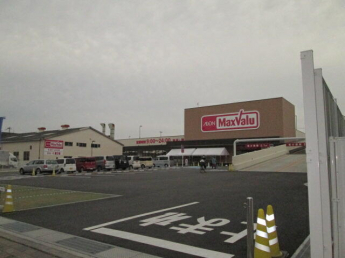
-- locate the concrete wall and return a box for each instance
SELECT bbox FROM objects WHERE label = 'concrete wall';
[232,144,297,170]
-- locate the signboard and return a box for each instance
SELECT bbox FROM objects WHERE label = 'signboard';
[44,148,63,155]
[201,109,260,132]
[45,140,63,149]
[286,142,306,147]
[245,143,271,149]
[44,140,64,156]
[135,137,185,145]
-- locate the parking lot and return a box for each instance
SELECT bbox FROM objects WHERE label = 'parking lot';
[0,167,309,258]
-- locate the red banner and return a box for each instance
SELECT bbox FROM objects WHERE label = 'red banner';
[286,142,306,147]
[44,140,64,149]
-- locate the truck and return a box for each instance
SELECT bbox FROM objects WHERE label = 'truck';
[0,151,18,168]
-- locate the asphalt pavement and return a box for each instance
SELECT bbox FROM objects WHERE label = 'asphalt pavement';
[0,167,309,258]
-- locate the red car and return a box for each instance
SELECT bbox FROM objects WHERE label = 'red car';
[75,157,96,172]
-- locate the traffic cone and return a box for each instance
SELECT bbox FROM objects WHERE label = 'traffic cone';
[32,168,35,176]
[266,205,283,258]
[2,185,14,213]
[254,209,271,258]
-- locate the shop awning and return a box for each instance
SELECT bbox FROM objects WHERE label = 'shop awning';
[192,147,229,156]
[166,147,229,156]
[166,148,196,156]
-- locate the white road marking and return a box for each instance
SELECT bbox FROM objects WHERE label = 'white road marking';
[84,202,199,231]
[92,228,234,258]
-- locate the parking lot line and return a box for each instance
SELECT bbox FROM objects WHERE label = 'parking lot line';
[84,202,199,231]
[92,228,234,258]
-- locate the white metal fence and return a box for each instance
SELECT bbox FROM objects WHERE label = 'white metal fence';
[301,50,345,258]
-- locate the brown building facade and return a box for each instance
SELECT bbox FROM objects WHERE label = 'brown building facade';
[185,97,296,141]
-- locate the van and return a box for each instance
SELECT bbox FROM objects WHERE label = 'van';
[153,155,171,168]
[94,156,115,171]
[56,158,76,173]
[127,156,139,169]
[75,157,96,172]
[133,156,153,169]
[113,155,129,170]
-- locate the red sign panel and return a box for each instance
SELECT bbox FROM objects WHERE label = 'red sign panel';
[245,143,271,149]
[201,109,260,132]
[286,142,306,147]
[44,140,64,149]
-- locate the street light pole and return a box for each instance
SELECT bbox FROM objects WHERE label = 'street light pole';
[139,125,142,138]
[91,140,95,156]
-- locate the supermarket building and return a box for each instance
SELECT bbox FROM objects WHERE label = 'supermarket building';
[119,97,303,164]
[0,97,303,166]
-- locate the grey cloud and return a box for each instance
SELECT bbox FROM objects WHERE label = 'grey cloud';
[0,0,344,138]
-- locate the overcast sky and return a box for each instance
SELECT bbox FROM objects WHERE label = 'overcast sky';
[1,0,344,139]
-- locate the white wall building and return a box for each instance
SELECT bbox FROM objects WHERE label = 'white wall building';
[1,126,123,166]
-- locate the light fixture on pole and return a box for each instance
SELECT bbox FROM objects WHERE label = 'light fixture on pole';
[139,125,142,138]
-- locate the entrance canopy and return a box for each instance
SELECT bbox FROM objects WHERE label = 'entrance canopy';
[192,147,229,156]
[166,147,229,156]
[166,148,196,156]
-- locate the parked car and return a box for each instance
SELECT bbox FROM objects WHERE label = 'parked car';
[127,155,139,170]
[94,156,115,171]
[113,155,129,170]
[56,158,76,173]
[133,156,154,169]
[19,159,59,175]
[153,155,171,168]
[75,157,96,172]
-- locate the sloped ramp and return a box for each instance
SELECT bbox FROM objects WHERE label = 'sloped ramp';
[240,153,307,172]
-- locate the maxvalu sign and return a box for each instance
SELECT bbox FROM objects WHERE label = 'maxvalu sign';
[201,109,260,132]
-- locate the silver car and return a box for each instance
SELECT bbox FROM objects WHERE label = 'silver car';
[19,159,59,175]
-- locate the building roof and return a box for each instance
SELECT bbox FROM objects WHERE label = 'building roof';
[1,127,124,146]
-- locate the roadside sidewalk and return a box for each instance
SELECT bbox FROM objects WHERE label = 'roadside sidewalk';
[0,216,159,258]
[0,234,77,258]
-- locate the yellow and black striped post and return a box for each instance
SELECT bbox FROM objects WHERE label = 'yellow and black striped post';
[266,205,283,257]
[254,209,271,258]
[2,185,14,213]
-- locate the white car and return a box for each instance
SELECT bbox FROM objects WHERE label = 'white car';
[56,158,77,173]
[133,156,153,169]
[153,155,171,168]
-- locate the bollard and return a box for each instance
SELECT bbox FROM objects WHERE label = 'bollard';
[246,197,254,258]
[32,168,35,176]
[52,168,56,176]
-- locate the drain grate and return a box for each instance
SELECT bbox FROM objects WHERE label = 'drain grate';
[1,222,40,233]
[57,237,113,254]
